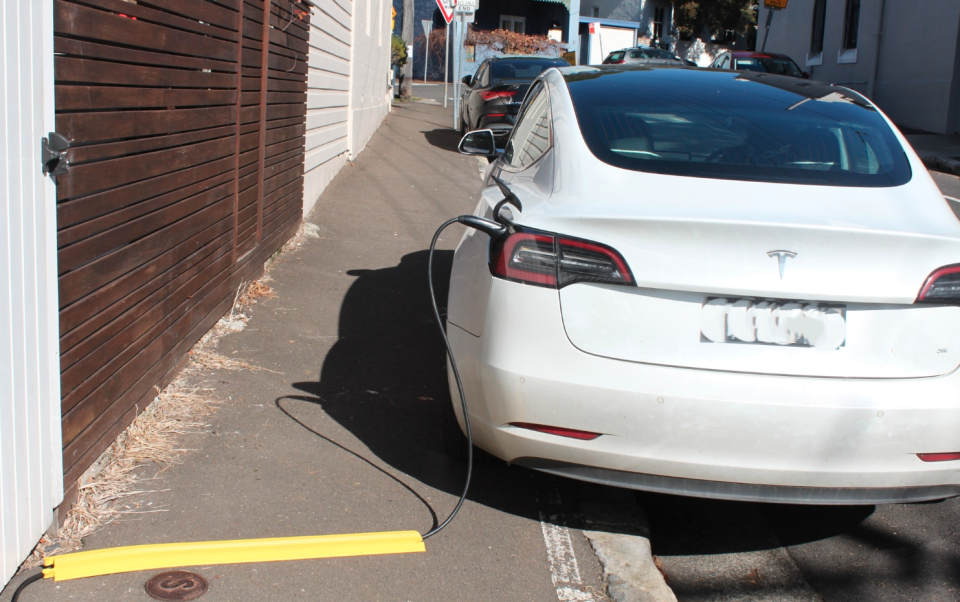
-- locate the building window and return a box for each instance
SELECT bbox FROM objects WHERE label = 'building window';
[810,0,826,55]
[843,0,860,48]
[500,15,526,33]
[592,6,599,17]
[653,6,664,39]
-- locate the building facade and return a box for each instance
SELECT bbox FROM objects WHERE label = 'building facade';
[758,0,960,134]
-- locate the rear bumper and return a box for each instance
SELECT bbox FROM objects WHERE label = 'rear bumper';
[516,459,960,504]
[447,278,960,503]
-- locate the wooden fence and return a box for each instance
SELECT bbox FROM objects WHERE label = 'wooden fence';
[53,0,310,502]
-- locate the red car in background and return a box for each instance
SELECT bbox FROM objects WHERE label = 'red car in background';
[710,51,809,79]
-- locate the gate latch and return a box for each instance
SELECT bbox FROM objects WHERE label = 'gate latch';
[41,132,71,177]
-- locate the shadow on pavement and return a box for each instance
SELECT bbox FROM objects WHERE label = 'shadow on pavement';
[639,491,875,555]
[422,128,463,153]
[277,249,558,527]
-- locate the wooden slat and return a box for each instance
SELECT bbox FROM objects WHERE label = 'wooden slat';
[61,249,234,401]
[60,236,232,378]
[56,86,236,111]
[70,0,240,42]
[60,227,233,364]
[57,155,235,229]
[57,137,235,201]
[66,126,236,166]
[56,57,236,89]
[137,0,241,31]
[58,169,234,247]
[55,37,237,73]
[60,216,234,341]
[58,181,234,274]
[59,107,235,144]
[59,197,233,309]
[55,0,236,61]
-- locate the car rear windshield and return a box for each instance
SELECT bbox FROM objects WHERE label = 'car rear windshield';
[492,59,568,80]
[564,68,911,187]
[735,56,803,78]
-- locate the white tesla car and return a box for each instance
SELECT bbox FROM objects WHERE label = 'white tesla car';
[447,65,960,504]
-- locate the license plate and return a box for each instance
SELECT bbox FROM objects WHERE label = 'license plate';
[700,298,846,349]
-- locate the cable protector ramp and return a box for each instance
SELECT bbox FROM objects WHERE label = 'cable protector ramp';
[41,530,425,581]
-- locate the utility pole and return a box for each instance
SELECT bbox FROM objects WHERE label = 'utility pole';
[401,0,414,98]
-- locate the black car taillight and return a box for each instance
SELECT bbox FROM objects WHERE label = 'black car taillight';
[490,227,634,289]
[479,90,516,101]
[917,264,960,303]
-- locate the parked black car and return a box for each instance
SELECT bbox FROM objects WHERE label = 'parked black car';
[459,56,570,143]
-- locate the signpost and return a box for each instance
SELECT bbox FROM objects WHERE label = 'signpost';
[436,0,454,108]
[761,0,788,52]
[452,0,477,130]
[421,20,433,82]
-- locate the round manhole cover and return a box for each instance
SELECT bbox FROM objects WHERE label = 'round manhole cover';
[145,570,209,600]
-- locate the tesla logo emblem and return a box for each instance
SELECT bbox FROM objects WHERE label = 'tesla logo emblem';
[767,250,797,279]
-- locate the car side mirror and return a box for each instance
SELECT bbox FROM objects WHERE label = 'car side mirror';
[462,75,473,86]
[802,71,811,79]
[458,129,499,157]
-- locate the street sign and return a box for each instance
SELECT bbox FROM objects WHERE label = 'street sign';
[421,19,432,36]
[436,0,454,24]
[764,0,788,8]
[455,0,476,13]
[588,22,597,35]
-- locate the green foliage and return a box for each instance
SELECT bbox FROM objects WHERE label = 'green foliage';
[391,34,407,67]
[675,0,756,41]
[425,27,560,57]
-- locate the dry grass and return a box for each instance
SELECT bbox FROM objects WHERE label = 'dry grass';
[190,348,281,374]
[238,278,277,308]
[17,228,312,571]
[22,381,216,565]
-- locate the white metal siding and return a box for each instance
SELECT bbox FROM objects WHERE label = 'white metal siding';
[0,0,63,587]
[304,0,352,216]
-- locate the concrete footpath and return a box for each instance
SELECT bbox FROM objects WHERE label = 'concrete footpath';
[3,100,678,602]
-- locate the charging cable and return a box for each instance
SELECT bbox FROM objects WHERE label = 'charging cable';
[422,215,505,539]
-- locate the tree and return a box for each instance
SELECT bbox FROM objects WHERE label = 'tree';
[674,0,756,41]
[400,0,414,98]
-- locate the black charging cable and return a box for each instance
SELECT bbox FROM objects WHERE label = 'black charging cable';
[421,215,505,540]
[10,571,42,602]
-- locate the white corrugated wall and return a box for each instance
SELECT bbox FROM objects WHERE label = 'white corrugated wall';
[303,0,393,217]
[0,0,64,587]
[304,0,352,216]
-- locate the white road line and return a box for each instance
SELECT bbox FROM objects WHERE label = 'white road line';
[539,486,595,602]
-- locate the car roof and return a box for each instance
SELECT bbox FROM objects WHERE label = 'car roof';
[729,51,793,59]
[556,65,861,104]
[490,55,567,61]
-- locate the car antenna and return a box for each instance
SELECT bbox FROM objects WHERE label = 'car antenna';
[491,174,522,225]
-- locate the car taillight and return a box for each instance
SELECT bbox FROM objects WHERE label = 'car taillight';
[917,265,960,303]
[511,422,602,440]
[490,227,635,289]
[917,452,960,462]
[479,90,516,101]
[612,60,626,64]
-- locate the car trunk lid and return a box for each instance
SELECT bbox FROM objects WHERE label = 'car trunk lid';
[533,172,960,378]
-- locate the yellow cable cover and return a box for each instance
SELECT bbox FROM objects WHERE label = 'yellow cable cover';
[42,530,425,581]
